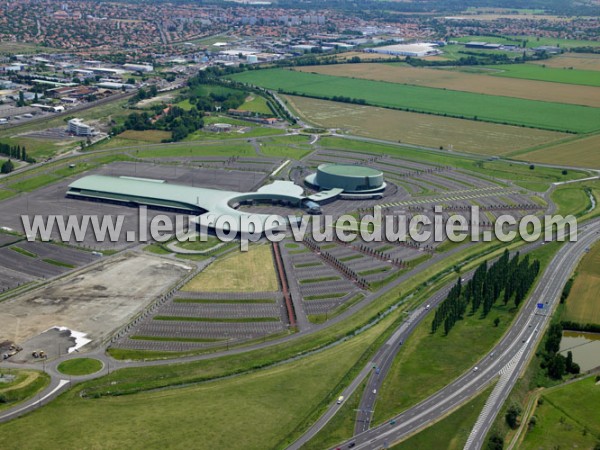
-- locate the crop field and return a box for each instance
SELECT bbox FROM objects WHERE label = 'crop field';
[531,53,600,71]
[485,63,600,87]
[515,134,600,168]
[284,95,568,155]
[182,244,279,292]
[294,64,600,107]
[520,377,600,450]
[229,69,600,133]
[562,241,600,325]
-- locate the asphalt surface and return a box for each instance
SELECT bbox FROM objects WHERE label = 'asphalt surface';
[327,220,599,450]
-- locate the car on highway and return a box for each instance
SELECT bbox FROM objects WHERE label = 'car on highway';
[348,442,356,448]
[337,396,344,404]
[473,366,478,372]
[373,389,377,395]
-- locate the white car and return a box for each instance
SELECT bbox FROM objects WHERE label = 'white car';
[473,367,479,372]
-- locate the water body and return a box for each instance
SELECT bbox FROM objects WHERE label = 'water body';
[560,331,600,372]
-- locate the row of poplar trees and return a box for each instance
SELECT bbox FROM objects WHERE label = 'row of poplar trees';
[0,144,32,162]
[432,250,541,335]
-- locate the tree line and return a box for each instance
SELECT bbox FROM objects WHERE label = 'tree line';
[432,250,541,335]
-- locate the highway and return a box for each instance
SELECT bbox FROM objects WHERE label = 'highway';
[327,220,599,450]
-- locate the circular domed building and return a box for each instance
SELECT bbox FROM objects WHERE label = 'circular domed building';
[305,164,386,194]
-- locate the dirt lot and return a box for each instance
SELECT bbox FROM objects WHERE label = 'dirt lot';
[0,252,192,350]
[294,64,600,107]
[284,95,567,155]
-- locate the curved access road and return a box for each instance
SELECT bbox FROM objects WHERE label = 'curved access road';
[328,220,599,450]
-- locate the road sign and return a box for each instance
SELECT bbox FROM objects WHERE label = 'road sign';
[537,303,544,309]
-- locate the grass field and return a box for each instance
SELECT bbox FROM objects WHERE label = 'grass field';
[391,385,494,450]
[134,142,255,158]
[0,136,79,159]
[531,53,600,71]
[295,64,600,107]
[453,35,600,49]
[230,69,600,133]
[182,244,278,292]
[57,358,103,376]
[238,95,273,115]
[515,133,600,168]
[520,377,600,450]
[563,241,600,325]
[284,95,568,155]
[0,370,50,412]
[118,130,172,143]
[551,185,592,217]
[486,63,600,87]
[0,313,396,450]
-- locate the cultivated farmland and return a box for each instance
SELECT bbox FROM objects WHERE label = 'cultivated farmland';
[485,64,600,87]
[515,134,600,168]
[562,241,600,325]
[294,64,600,107]
[530,53,600,71]
[229,69,600,133]
[283,95,568,155]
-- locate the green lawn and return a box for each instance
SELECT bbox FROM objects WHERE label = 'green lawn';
[0,370,50,412]
[57,358,103,376]
[229,69,600,133]
[302,383,365,449]
[239,95,274,115]
[0,313,396,450]
[259,142,313,159]
[134,142,255,158]
[551,185,593,217]
[487,63,600,87]
[520,377,600,450]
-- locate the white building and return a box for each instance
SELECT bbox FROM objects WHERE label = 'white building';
[123,64,154,72]
[68,118,94,136]
[364,43,440,57]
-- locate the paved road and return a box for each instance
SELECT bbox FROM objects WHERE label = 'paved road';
[327,220,599,450]
[463,222,600,450]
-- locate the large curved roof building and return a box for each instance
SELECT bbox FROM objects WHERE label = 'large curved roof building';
[305,164,386,194]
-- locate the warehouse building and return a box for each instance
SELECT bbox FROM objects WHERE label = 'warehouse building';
[364,43,440,57]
